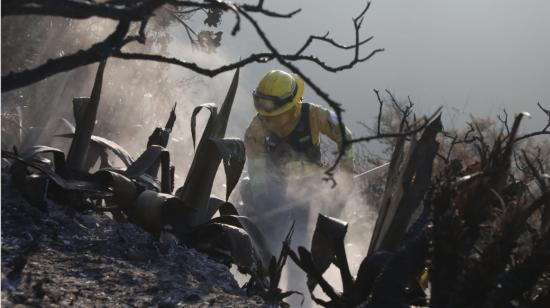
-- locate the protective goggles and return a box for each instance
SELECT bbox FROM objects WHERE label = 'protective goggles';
[252,80,298,113]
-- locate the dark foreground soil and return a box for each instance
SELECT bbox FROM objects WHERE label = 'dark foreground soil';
[1,172,270,307]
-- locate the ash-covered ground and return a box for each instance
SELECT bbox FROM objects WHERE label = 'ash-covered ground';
[1,172,271,307]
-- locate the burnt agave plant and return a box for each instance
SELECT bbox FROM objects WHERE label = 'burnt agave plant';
[2,63,279,290]
[284,116,442,307]
[287,110,549,307]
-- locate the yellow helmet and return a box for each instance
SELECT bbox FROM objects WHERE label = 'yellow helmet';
[253,70,304,117]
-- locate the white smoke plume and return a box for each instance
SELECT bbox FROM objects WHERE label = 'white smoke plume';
[2,13,383,308]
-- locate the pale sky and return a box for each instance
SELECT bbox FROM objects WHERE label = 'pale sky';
[174,0,550,138]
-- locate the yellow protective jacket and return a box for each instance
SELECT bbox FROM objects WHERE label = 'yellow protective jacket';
[244,102,353,195]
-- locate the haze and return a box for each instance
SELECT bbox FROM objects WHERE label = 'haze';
[177,0,550,139]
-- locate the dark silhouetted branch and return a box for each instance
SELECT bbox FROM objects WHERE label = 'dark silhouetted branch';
[2,20,130,92]
[3,0,168,21]
[374,89,384,135]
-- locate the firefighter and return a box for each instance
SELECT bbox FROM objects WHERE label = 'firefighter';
[244,69,353,204]
[242,69,354,306]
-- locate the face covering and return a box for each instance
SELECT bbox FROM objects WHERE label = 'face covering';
[259,103,301,138]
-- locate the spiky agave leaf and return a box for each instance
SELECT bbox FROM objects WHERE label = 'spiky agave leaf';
[147,103,178,148]
[281,215,359,306]
[124,145,172,193]
[189,103,218,150]
[210,138,246,201]
[368,202,431,307]
[210,214,274,274]
[309,214,354,295]
[177,197,235,230]
[285,245,341,306]
[164,102,177,132]
[2,150,112,198]
[127,190,184,233]
[92,169,138,207]
[218,201,239,216]
[169,138,245,230]
[377,116,442,252]
[369,116,442,254]
[212,68,239,137]
[57,131,134,168]
[20,145,67,174]
[367,126,410,255]
[175,69,240,214]
[66,59,107,175]
[187,220,258,271]
[369,106,444,253]
[145,104,178,178]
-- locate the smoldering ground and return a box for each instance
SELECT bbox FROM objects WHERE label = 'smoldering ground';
[2,15,383,308]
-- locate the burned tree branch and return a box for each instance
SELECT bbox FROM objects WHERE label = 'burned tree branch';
[2,0,341,92]
[2,19,130,92]
[350,119,433,144]
[3,0,168,20]
[3,0,300,21]
[240,2,301,18]
[295,32,374,56]
[385,89,413,126]
[2,36,383,92]
[2,0,384,181]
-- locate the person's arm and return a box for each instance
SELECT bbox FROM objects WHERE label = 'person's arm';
[244,116,270,196]
[309,103,354,172]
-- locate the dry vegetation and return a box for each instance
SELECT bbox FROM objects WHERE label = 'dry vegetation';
[2,1,550,307]
[285,94,550,307]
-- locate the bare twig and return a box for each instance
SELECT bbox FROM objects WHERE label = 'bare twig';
[497,109,510,135]
[438,132,460,163]
[373,89,384,135]
[295,32,374,56]
[350,117,435,144]
[171,12,199,47]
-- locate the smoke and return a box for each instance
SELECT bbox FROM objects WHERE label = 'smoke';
[233,156,381,307]
[2,15,252,193]
[292,169,378,307]
[2,13,382,308]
